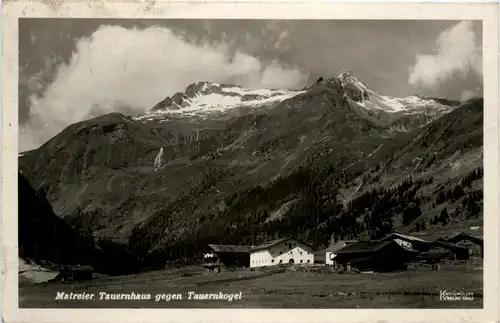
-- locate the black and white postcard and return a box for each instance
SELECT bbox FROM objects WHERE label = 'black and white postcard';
[2,2,499,323]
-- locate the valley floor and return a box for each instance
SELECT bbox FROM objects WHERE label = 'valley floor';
[19,265,482,308]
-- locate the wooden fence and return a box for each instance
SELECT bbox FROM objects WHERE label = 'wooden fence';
[286,264,337,273]
[406,259,483,271]
[196,268,285,286]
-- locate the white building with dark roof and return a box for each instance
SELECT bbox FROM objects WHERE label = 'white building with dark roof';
[249,237,314,268]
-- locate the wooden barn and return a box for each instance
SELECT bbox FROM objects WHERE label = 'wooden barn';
[335,240,419,272]
[434,240,470,260]
[50,265,94,282]
[415,240,469,263]
[445,232,483,258]
[202,244,252,271]
[379,232,432,252]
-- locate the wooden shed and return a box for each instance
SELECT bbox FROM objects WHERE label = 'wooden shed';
[445,233,483,258]
[335,240,419,272]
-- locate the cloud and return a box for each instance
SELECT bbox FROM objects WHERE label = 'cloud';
[408,21,482,90]
[21,25,307,151]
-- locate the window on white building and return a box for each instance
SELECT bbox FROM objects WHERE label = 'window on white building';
[300,260,303,263]
[307,260,310,263]
[271,259,274,263]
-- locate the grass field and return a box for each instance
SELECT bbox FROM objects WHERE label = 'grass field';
[19,264,482,309]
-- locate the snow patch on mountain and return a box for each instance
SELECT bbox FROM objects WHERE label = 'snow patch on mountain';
[134,71,459,123]
[354,94,454,114]
[133,81,305,121]
[338,69,455,115]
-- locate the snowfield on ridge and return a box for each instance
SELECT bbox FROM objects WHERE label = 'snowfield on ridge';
[133,70,459,125]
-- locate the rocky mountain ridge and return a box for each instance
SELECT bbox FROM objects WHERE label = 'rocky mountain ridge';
[135,70,460,130]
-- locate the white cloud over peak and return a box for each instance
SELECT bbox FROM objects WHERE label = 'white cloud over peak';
[408,21,482,90]
[21,25,307,151]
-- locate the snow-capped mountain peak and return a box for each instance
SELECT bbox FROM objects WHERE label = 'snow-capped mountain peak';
[133,70,460,127]
[338,69,365,88]
[335,69,458,115]
[335,69,371,103]
[133,81,305,121]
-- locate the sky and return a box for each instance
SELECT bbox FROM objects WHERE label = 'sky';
[19,19,483,151]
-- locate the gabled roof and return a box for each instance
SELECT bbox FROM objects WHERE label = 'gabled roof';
[431,240,469,251]
[412,232,453,243]
[250,237,312,252]
[208,244,253,253]
[335,241,387,254]
[325,240,358,253]
[446,232,483,245]
[379,232,430,244]
[335,239,419,254]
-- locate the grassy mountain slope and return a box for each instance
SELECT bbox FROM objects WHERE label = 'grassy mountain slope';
[341,98,483,237]
[128,99,483,268]
[19,78,403,243]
